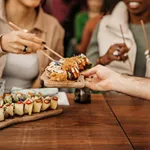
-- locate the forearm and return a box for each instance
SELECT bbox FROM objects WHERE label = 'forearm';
[113,74,150,100]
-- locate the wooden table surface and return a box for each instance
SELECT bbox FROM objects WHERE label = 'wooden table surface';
[104,92,150,150]
[0,93,149,150]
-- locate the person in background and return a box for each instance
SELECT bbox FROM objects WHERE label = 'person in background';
[82,65,150,100]
[74,0,103,45]
[41,0,86,57]
[86,0,150,77]
[0,0,64,92]
[75,0,120,54]
[41,0,52,15]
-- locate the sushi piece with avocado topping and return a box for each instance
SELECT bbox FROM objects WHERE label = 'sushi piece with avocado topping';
[0,106,4,121]
[14,101,24,116]
[42,96,51,111]
[33,97,42,113]
[4,103,14,117]
[50,96,58,110]
[24,99,33,115]
[4,94,12,104]
[12,93,25,103]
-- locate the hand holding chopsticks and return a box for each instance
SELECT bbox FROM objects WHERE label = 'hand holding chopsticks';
[113,24,129,58]
[8,22,63,60]
[0,29,44,54]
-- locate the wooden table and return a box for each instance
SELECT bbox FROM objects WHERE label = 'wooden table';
[104,92,150,150]
[0,93,149,150]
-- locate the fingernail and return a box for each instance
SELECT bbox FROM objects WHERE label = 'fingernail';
[145,50,149,55]
[42,41,46,44]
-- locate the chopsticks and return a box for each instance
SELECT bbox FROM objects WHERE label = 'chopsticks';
[8,22,63,60]
[41,51,54,61]
[120,25,126,44]
[141,20,149,50]
[120,24,132,71]
[141,20,150,60]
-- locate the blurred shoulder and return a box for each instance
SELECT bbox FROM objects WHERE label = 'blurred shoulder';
[75,12,88,20]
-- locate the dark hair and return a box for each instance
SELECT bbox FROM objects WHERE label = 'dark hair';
[101,0,121,14]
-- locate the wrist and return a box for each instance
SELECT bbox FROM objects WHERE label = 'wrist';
[99,54,111,65]
[111,73,124,91]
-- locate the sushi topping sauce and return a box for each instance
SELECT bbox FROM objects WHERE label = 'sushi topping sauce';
[36,98,42,103]
[5,104,10,107]
[0,105,2,108]
[44,100,50,104]
[26,99,32,105]
[52,97,58,101]
[17,101,23,104]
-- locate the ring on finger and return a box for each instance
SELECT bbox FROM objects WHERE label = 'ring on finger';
[113,50,119,56]
[145,50,149,56]
[23,46,28,53]
[113,47,121,56]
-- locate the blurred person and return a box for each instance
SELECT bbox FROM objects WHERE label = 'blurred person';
[74,0,103,45]
[42,0,86,57]
[82,65,150,100]
[75,0,120,54]
[86,0,150,77]
[0,0,64,92]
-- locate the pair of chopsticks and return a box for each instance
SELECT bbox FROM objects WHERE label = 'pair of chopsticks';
[141,20,150,60]
[8,22,63,61]
[119,24,132,71]
[120,20,150,70]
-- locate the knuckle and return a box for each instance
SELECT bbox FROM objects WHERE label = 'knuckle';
[15,31,21,36]
[13,44,18,49]
[13,36,19,43]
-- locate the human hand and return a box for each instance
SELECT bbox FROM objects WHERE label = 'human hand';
[82,65,120,91]
[96,44,129,65]
[1,31,44,54]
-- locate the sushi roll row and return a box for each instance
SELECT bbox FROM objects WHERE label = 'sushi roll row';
[0,93,58,122]
[46,54,92,81]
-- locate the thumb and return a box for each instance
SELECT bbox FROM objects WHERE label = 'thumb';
[82,65,103,77]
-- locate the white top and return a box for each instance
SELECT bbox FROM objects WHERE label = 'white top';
[2,53,39,92]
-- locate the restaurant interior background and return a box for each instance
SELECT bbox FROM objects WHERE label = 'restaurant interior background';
[0,0,150,150]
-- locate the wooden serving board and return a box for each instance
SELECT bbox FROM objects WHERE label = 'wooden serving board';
[0,108,63,129]
[41,72,85,88]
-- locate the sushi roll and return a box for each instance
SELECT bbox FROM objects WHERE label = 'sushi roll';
[42,96,51,111]
[4,94,12,104]
[50,96,58,110]
[26,92,35,98]
[12,93,25,103]
[4,103,14,117]
[33,97,42,113]
[24,99,33,115]
[14,101,24,116]
[46,63,67,81]
[0,98,4,106]
[0,106,4,121]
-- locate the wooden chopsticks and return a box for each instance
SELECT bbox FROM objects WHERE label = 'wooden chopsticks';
[141,20,150,60]
[120,25,126,44]
[119,24,132,71]
[8,22,63,60]
[141,20,149,50]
